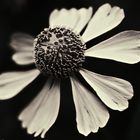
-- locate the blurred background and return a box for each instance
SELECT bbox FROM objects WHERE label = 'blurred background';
[0,0,140,139]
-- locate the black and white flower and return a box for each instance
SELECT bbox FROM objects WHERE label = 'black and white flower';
[0,3,140,138]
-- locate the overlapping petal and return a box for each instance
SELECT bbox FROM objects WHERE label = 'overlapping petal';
[12,52,34,65]
[73,7,93,34]
[80,69,133,111]
[10,33,34,52]
[70,76,109,136]
[49,7,93,34]
[18,78,60,138]
[10,33,34,65]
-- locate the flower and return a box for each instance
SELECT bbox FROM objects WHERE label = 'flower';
[0,3,140,138]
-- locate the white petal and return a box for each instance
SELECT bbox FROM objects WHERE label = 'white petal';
[85,31,140,64]
[49,8,78,29]
[49,7,92,33]
[18,78,60,138]
[10,33,34,52]
[73,7,93,34]
[70,76,109,136]
[80,69,133,111]
[82,3,124,42]
[0,69,40,100]
[12,52,34,65]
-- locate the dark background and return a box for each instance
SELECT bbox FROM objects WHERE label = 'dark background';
[0,0,140,140]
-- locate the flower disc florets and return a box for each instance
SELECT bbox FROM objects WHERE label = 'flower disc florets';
[34,27,86,78]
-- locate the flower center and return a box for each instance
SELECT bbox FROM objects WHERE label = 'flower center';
[34,27,86,78]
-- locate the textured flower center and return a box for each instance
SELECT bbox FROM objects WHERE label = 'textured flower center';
[34,27,86,78]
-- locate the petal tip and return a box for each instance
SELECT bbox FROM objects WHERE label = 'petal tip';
[102,3,111,8]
